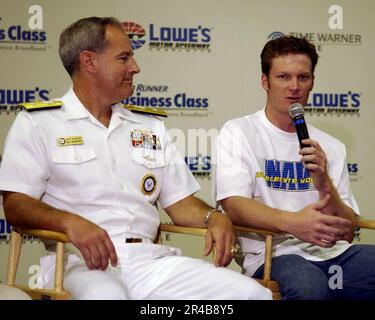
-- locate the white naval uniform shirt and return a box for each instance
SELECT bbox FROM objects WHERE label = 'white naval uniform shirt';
[0,88,200,243]
[215,109,360,276]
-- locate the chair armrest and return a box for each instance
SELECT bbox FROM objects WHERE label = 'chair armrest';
[8,228,70,297]
[356,219,375,230]
[17,229,70,243]
[159,223,280,237]
[231,225,281,282]
[233,225,280,236]
[159,223,281,283]
[159,224,207,236]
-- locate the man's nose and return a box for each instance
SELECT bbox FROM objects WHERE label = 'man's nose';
[129,57,141,74]
[289,78,300,91]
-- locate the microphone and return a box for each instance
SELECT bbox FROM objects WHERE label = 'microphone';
[288,103,310,149]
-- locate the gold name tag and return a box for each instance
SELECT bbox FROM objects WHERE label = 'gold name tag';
[57,136,84,146]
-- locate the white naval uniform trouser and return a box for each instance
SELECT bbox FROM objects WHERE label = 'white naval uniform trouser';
[38,242,272,300]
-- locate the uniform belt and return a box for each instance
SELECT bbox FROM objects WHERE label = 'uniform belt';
[125,238,143,243]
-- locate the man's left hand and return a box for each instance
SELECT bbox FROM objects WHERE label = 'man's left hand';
[299,138,329,191]
[204,212,236,267]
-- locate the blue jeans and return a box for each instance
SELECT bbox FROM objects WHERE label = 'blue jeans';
[253,244,375,300]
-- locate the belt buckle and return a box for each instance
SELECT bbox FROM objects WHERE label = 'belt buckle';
[126,238,142,243]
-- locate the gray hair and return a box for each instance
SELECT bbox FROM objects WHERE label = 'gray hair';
[59,17,124,76]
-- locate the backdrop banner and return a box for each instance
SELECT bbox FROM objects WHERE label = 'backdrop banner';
[1,0,374,287]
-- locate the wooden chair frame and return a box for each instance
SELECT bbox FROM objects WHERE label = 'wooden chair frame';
[159,224,281,299]
[7,218,375,300]
[7,229,70,300]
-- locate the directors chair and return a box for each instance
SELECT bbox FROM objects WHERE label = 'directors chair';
[7,228,71,300]
[7,218,375,300]
[158,223,282,299]
[7,224,281,300]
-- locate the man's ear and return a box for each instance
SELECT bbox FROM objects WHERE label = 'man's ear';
[261,73,270,91]
[79,51,98,74]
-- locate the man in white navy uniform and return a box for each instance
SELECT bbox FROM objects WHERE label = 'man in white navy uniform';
[0,17,271,300]
[215,36,375,299]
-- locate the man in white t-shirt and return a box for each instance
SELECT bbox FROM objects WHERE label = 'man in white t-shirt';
[0,17,271,300]
[216,36,375,299]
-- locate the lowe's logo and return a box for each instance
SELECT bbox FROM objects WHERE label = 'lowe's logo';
[122,21,146,50]
[123,21,212,52]
[305,91,361,115]
[185,155,211,178]
[149,24,211,43]
[0,87,50,105]
[149,24,211,51]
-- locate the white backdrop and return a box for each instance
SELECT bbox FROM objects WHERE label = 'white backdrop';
[1,0,374,287]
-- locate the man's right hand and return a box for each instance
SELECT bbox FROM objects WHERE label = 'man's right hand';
[286,194,353,247]
[65,215,118,270]
[3,192,118,271]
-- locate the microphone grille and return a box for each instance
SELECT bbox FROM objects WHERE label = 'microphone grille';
[288,103,304,119]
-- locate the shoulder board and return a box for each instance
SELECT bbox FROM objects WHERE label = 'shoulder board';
[19,100,63,112]
[123,104,167,118]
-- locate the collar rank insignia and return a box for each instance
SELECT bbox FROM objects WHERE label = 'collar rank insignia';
[131,129,161,150]
[20,100,63,112]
